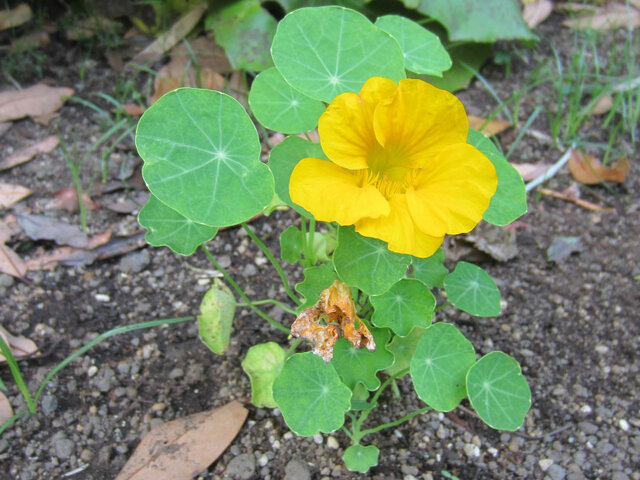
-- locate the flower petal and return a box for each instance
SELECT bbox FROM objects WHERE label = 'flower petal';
[355,194,444,258]
[359,76,398,109]
[406,143,498,236]
[290,157,390,224]
[373,79,468,169]
[318,92,376,170]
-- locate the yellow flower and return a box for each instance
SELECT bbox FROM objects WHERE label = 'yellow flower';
[289,77,498,258]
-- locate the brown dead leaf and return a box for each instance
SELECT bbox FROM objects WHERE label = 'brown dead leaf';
[512,162,552,181]
[291,280,375,363]
[0,183,31,208]
[0,84,74,123]
[0,325,38,362]
[0,391,12,426]
[115,400,247,480]
[590,95,613,115]
[523,0,553,28]
[105,49,124,72]
[465,222,518,262]
[130,3,208,65]
[0,135,59,171]
[47,187,99,213]
[563,3,640,30]
[10,30,50,52]
[120,104,146,117]
[468,116,511,137]
[16,213,107,248]
[0,3,32,31]
[0,216,26,278]
[568,150,630,184]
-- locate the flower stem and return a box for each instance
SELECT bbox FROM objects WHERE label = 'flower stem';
[305,217,317,266]
[201,245,290,335]
[358,406,431,437]
[241,222,301,306]
[236,299,297,316]
[286,339,302,357]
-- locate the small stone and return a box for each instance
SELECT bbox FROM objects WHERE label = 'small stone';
[258,453,269,467]
[52,435,75,460]
[80,449,94,462]
[611,472,630,480]
[0,274,14,287]
[594,345,609,354]
[151,402,166,412]
[595,441,614,455]
[119,249,150,273]
[402,465,419,475]
[463,443,480,458]
[243,264,258,276]
[87,365,98,378]
[284,458,311,480]
[41,395,57,415]
[326,436,339,449]
[619,419,630,431]
[436,424,448,439]
[580,405,592,414]
[115,444,128,455]
[168,367,184,379]
[539,458,554,471]
[578,422,598,435]
[93,367,115,392]
[226,453,256,480]
[94,293,110,302]
[313,433,323,445]
[547,464,566,480]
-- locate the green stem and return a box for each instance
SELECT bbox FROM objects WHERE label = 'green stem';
[359,406,430,437]
[286,339,302,357]
[241,223,301,306]
[237,299,297,316]
[434,302,451,313]
[0,335,36,414]
[35,317,193,405]
[201,245,290,335]
[305,217,317,266]
[0,411,28,436]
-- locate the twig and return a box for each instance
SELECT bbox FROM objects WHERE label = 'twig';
[525,142,577,192]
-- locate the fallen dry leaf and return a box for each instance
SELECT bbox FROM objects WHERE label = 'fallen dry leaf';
[0,135,59,171]
[47,187,99,213]
[547,235,585,262]
[23,232,112,271]
[0,217,26,278]
[523,0,553,28]
[101,191,149,214]
[0,3,32,31]
[0,84,74,123]
[0,325,38,362]
[512,162,552,181]
[590,95,613,115]
[10,30,50,52]
[120,104,146,116]
[16,213,109,249]
[563,3,640,30]
[105,49,124,72]
[0,183,31,208]
[116,400,247,480]
[465,223,518,262]
[0,391,12,426]
[468,116,511,137]
[130,3,208,65]
[568,150,630,184]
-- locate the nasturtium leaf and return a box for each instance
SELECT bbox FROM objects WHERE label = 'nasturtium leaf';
[271,6,406,103]
[249,67,325,134]
[268,135,325,217]
[197,279,236,355]
[385,326,425,378]
[466,351,531,430]
[350,382,376,410]
[241,342,286,408]
[295,263,337,311]
[206,0,276,71]
[444,262,501,317]
[138,194,218,256]
[411,248,448,288]
[370,279,434,337]
[277,0,367,11]
[410,322,476,411]
[374,15,451,76]
[273,352,351,436]
[421,43,492,92]
[343,444,380,473]
[331,328,394,390]
[280,225,303,264]
[403,0,536,42]
[468,129,527,226]
[136,88,274,227]
[333,226,411,296]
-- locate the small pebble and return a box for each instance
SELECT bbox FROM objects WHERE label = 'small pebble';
[313,433,323,445]
[619,419,630,431]
[326,436,339,449]
[539,458,554,471]
[94,293,110,302]
[258,453,269,467]
[547,464,566,480]
[463,443,480,458]
[151,402,166,412]
[225,453,255,480]
[284,458,311,480]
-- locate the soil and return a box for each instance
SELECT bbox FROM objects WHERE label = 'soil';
[0,9,639,480]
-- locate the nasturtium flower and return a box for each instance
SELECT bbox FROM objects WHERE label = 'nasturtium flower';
[289,77,498,258]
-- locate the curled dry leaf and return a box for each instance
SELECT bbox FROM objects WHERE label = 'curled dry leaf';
[0,135,59,171]
[0,391,12,426]
[563,3,640,30]
[468,116,511,137]
[0,183,31,208]
[0,3,32,31]
[10,30,50,52]
[0,84,74,123]
[512,162,552,181]
[47,187,99,213]
[522,0,553,29]
[590,95,613,116]
[568,150,630,184]
[115,400,247,480]
[291,280,375,363]
[0,216,26,278]
[0,325,38,362]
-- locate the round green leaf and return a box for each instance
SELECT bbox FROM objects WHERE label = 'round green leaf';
[410,322,476,411]
[333,226,411,296]
[411,247,448,288]
[468,129,527,226]
[444,261,501,317]
[466,351,531,430]
[138,194,218,256]
[343,444,379,473]
[375,15,451,76]
[385,326,425,378]
[331,328,394,390]
[241,342,286,408]
[273,352,352,436]
[370,279,435,336]
[136,88,274,227]
[197,279,236,355]
[271,6,405,102]
[249,67,326,134]
[268,135,325,217]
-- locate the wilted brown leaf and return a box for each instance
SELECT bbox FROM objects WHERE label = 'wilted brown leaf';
[568,150,630,184]
[0,84,74,123]
[465,223,518,262]
[0,183,31,208]
[523,0,553,28]
[47,187,99,213]
[563,3,640,30]
[590,95,613,115]
[0,325,38,362]
[130,3,208,65]
[121,104,146,116]
[0,391,12,426]
[0,216,26,278]
[105,49,124,72]
[0,3,32,31]
[15,213,110,249]
[115,400,247,480]
[512,162,552,181]
[0,135,59,171]
[468,116,511,137]
[10,30,50,52]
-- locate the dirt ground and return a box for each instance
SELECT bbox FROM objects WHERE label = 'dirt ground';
[0,10,639,480]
